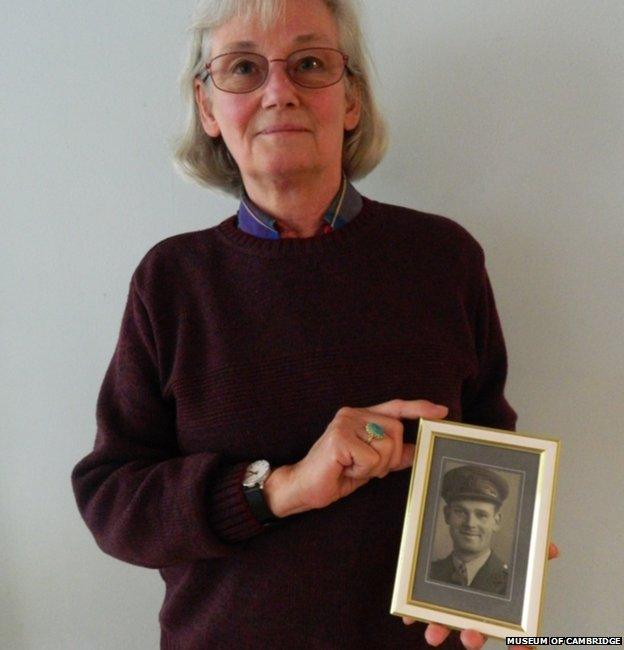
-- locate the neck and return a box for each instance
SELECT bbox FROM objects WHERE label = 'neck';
[454,548,491,564]
[242,168,342,238]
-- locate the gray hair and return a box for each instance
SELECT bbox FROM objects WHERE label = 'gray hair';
[173,0,388,196]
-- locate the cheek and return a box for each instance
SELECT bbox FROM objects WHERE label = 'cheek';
[215,100,256,140]
[312,93,347,132]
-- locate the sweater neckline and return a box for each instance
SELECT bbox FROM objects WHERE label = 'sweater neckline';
[213,196,383,258]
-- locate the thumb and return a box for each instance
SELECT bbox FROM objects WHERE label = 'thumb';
[394,442,416,471]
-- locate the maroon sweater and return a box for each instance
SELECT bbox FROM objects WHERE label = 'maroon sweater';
[72,197,516,649]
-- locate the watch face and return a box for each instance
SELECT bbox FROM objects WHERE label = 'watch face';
[243,460,271,488]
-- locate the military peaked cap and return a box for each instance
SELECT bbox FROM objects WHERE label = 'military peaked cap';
[441,464,509,506]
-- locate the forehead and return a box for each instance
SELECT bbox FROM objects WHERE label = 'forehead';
[211,0,339,55]
[449,499,497,514]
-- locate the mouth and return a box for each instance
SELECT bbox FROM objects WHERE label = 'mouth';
[259,126,310,135]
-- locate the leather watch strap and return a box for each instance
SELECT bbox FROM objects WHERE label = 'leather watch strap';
[243,484,277,525]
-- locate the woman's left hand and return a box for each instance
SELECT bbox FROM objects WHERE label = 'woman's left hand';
[402,543,560,649]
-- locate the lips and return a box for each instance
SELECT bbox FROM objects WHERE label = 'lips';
[259,125,309,135]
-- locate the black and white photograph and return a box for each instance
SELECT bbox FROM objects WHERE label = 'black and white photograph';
[392,418,559,639]
[427,461,522,597]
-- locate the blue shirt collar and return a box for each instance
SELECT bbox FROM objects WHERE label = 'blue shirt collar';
[237,175,363,239]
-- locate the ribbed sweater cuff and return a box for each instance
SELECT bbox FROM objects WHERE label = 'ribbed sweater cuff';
[206,462,265,543]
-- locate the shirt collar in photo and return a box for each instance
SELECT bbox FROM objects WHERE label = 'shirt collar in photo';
[452,549,492,586]
[236,175,363,239]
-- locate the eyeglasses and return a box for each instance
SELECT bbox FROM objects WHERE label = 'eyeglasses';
[196,47,351,94]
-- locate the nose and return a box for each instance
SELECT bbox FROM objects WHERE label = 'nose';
[464,512,478,529]
[260,59,301,109]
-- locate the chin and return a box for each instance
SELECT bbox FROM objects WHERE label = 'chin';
[454,538,483,553]
[260,158,317,178]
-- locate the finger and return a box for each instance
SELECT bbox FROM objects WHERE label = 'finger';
[357,423,396,477]
[354,404,434,470]
[548,542,560,559]
[394,442,415,471]
[460,629,486,650]
[330,410,381,476]
[365,398,449,421]
[402,616,416,626]
[340,437,383,480]
[424,623,451,647]
[337,474,370,500]
[353,412,404,470]
[363,400,447,469]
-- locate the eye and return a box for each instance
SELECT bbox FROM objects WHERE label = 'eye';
[230,58,261,76]
[296,56,325,72]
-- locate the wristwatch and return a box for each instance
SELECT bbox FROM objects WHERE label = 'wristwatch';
[242,460,277,525]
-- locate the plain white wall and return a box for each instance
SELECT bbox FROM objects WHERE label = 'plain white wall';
[3,1,623,648]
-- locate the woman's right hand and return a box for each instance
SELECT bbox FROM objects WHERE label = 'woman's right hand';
[263,399,448,518]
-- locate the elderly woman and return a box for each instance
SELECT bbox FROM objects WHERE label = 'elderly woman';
[71,0,546,648]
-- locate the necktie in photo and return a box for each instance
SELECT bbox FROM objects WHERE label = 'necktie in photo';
[451,560,468,586]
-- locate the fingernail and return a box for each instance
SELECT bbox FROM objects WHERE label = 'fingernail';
[424,631,442,647]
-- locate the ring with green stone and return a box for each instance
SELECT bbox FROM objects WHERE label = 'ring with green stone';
[365,421,385,444]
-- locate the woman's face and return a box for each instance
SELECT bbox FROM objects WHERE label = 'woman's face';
[194,0,361,186]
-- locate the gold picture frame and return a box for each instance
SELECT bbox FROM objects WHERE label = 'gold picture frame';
[391,418,560,639]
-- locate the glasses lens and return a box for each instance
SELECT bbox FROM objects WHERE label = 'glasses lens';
[210,52,267,93]
[287,48,346,88]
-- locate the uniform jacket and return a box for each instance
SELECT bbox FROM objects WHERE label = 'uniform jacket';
[430,551,509,595]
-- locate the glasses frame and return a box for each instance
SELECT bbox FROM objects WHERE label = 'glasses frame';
[196,47,351,94]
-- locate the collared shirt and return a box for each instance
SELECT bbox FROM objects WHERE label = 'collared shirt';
[236,174,363,239]
[452,550,492,586]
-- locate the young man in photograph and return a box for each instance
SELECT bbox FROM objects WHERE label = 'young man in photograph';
[430,465,510,595]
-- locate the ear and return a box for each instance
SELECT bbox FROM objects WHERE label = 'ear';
[443,505,451,525]
[194,78,221,138]
[343,80,361,132]
[493,511,501,532]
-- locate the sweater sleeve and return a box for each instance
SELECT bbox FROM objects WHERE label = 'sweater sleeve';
[461,262,518,431]
[71,278,266,569]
